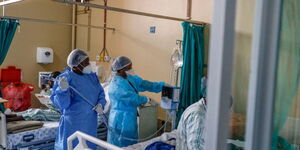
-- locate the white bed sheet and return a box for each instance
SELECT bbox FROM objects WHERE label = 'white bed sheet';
[6,121,59,149]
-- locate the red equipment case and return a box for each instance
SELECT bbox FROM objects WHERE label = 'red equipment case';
[0,66,21,88]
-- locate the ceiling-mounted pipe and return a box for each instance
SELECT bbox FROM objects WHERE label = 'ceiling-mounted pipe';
[2,0,5,17]
[71,4,77,50]
[103,0,107,50]
[102,0,108,54]
[99,0,110,62]
[87,8,91,51]
[187,0,192,20]
[0,16,116,30]
[53,0,205,25]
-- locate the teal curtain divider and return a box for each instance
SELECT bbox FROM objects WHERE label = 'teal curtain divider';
[176,22,205,126]
[0,18,19,65]
[0,18,19,112]
[272,0,300,149]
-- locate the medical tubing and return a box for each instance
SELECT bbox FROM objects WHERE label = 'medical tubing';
[66,82,171,142]
[164,113,168,132]
[56,78,100,109]
[170,53,176,85]
[69,86,96,108]
[100,114,170,142]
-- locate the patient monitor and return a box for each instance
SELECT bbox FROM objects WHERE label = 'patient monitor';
[38,72,52,88]
[160,86,180,110]
[160,86,180,130]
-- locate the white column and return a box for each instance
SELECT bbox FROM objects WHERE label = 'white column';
[205,0,237,150]
[245,0,282,149]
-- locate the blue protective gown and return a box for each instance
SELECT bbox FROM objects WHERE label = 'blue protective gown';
[107,75,164,147]
[50,71,106,150]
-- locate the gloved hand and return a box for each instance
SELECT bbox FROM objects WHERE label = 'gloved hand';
[94,104,104,115]
[164,83,173,88]
[58,77,69,91]
[146,97,151,103]
[148,98,157,106]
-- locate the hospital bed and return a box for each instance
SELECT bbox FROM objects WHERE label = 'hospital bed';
[0,109,107,149]
[68,131,124,150]
[67,130,176,150]
[0,95,59,150]
[68,114,300,150]
[0,116,108,150]
[0,112,59,150]
[69,130,245,150]
[0,113,107,150]
[125,116,300,150]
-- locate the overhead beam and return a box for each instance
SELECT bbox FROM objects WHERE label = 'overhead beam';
[0,16,115,31]
[54,0,205,25]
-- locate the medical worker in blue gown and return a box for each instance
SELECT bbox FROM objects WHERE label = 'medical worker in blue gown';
[51,49,106,150]
[107,56,166,147]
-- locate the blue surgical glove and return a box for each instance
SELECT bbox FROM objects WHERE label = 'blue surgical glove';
[58,77,69,91]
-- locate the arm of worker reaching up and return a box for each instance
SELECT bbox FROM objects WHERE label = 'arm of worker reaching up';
[50,74,72,110]
[130,75,165,93]
[109,86,148,107]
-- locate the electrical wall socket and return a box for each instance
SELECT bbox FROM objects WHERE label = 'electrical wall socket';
[150,26,156,33]
[96,55,100,61]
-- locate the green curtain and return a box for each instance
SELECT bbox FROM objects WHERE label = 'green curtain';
[176,22,205,125]
[0,18,19,65]
[0,19,19,112]
[272,0,300,149]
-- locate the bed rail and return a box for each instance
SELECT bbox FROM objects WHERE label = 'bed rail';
[67,131,124,150]
[0,112,7,149]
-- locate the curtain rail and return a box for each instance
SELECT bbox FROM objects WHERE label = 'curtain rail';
[0,16,116,31]
[54,0,206,25]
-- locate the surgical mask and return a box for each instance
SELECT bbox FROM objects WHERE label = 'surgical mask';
[81,64,93,74]
[125,69,135,76]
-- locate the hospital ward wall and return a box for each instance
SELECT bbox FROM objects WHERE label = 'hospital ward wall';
[0,0,73,108]
[75,0,213,119]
